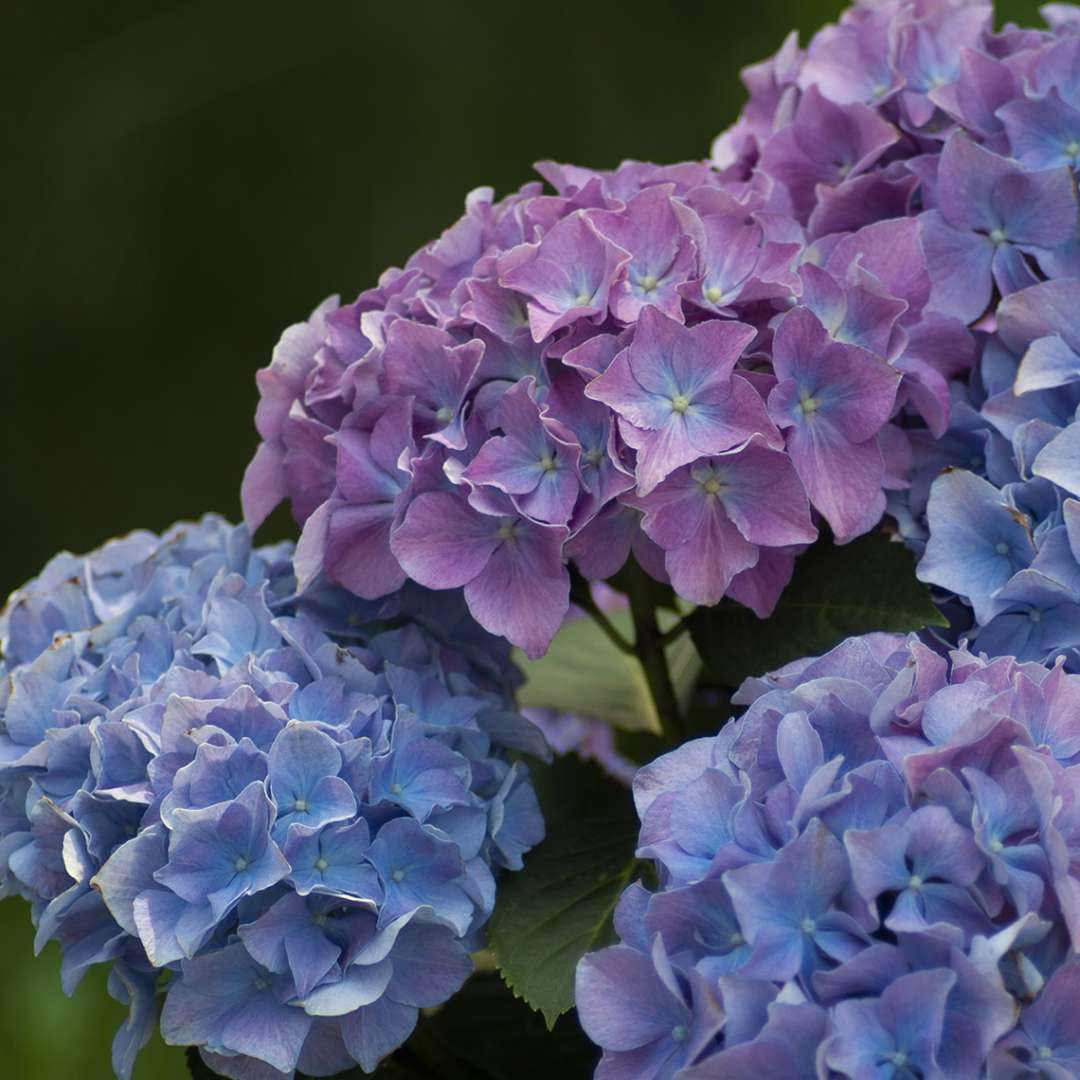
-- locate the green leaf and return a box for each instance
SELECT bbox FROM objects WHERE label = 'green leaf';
[488,755,641,1028]
[403,973,599,1079]
[514,607,701,733]
[690,529,946,689]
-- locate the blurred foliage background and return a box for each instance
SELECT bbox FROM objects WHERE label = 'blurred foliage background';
[0,0,1046,1076]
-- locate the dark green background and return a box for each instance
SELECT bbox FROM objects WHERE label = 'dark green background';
[0,1,1044,1075]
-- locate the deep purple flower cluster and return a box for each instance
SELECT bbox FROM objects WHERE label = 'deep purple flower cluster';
[0,516,544,1079]
[576,633,1080,1078]
[242,0,1028,656]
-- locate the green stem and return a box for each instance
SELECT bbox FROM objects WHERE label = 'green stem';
[658,614,692,648]
[623,565,685,746]
[572,581,635,655]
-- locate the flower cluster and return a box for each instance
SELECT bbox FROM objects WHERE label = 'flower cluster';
[897,273,1080,667]
[243,0,1029,657]
[731,0,1080,664]
[0,515,544,1079]
[576,633,1080,1077]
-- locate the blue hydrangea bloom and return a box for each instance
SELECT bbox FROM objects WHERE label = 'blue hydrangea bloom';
[576,633,1080,1077]
[0,515,545,1079]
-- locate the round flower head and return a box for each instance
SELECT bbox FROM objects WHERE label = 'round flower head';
[576,632,1080,1078]
[241,0,1032,658]
[0,516,545,1079]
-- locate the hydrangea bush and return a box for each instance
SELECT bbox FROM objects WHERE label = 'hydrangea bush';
[577,633,1080,1077]
[17,0,1080,1075]
[0,515,544,1078]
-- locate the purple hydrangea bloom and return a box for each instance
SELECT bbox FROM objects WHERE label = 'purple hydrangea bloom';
[576,633,1080,1077]
[0,516,545,1078]
[244,4,1020,656]
[669,0,1080,672]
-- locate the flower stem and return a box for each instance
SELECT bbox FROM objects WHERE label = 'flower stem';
[623,565,685,747]
[571,577,636,655]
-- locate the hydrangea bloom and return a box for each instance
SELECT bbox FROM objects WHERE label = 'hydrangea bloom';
[577,632,1080,1077]
[243,0,1040,655]
[896,272,1080,667]
[710,0,1080,666]
[0,515,544,1079]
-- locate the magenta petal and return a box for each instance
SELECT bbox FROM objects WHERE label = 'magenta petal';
[711,439,817,547]
[629,418,709,496]
[919,210,994,324]
[294,500,333,592]
[786,420,885,543]
[466,436,549,495]
[629,377,780,496]
[664,502,759,606]
[727,547,798,618]
[936,132,1018,234]
[632,469,711,551]
[241,441,288,532]
[324,503,405,600]
[463,522,570,659]
[390,492,501,589]
[586,348,675,432]
[566,504,637,581]
[280,408,337,525]
[770,307,899,444]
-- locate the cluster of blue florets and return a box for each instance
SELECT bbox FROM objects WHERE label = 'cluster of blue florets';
[577,633,1080,1078]
[0,515,544,1078]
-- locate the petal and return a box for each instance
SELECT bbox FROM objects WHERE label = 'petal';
[463,522,570,658]
[390,492,501,589]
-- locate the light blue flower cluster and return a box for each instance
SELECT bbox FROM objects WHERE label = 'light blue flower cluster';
[576,634,1080,1077]
[0,515,544,1079]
